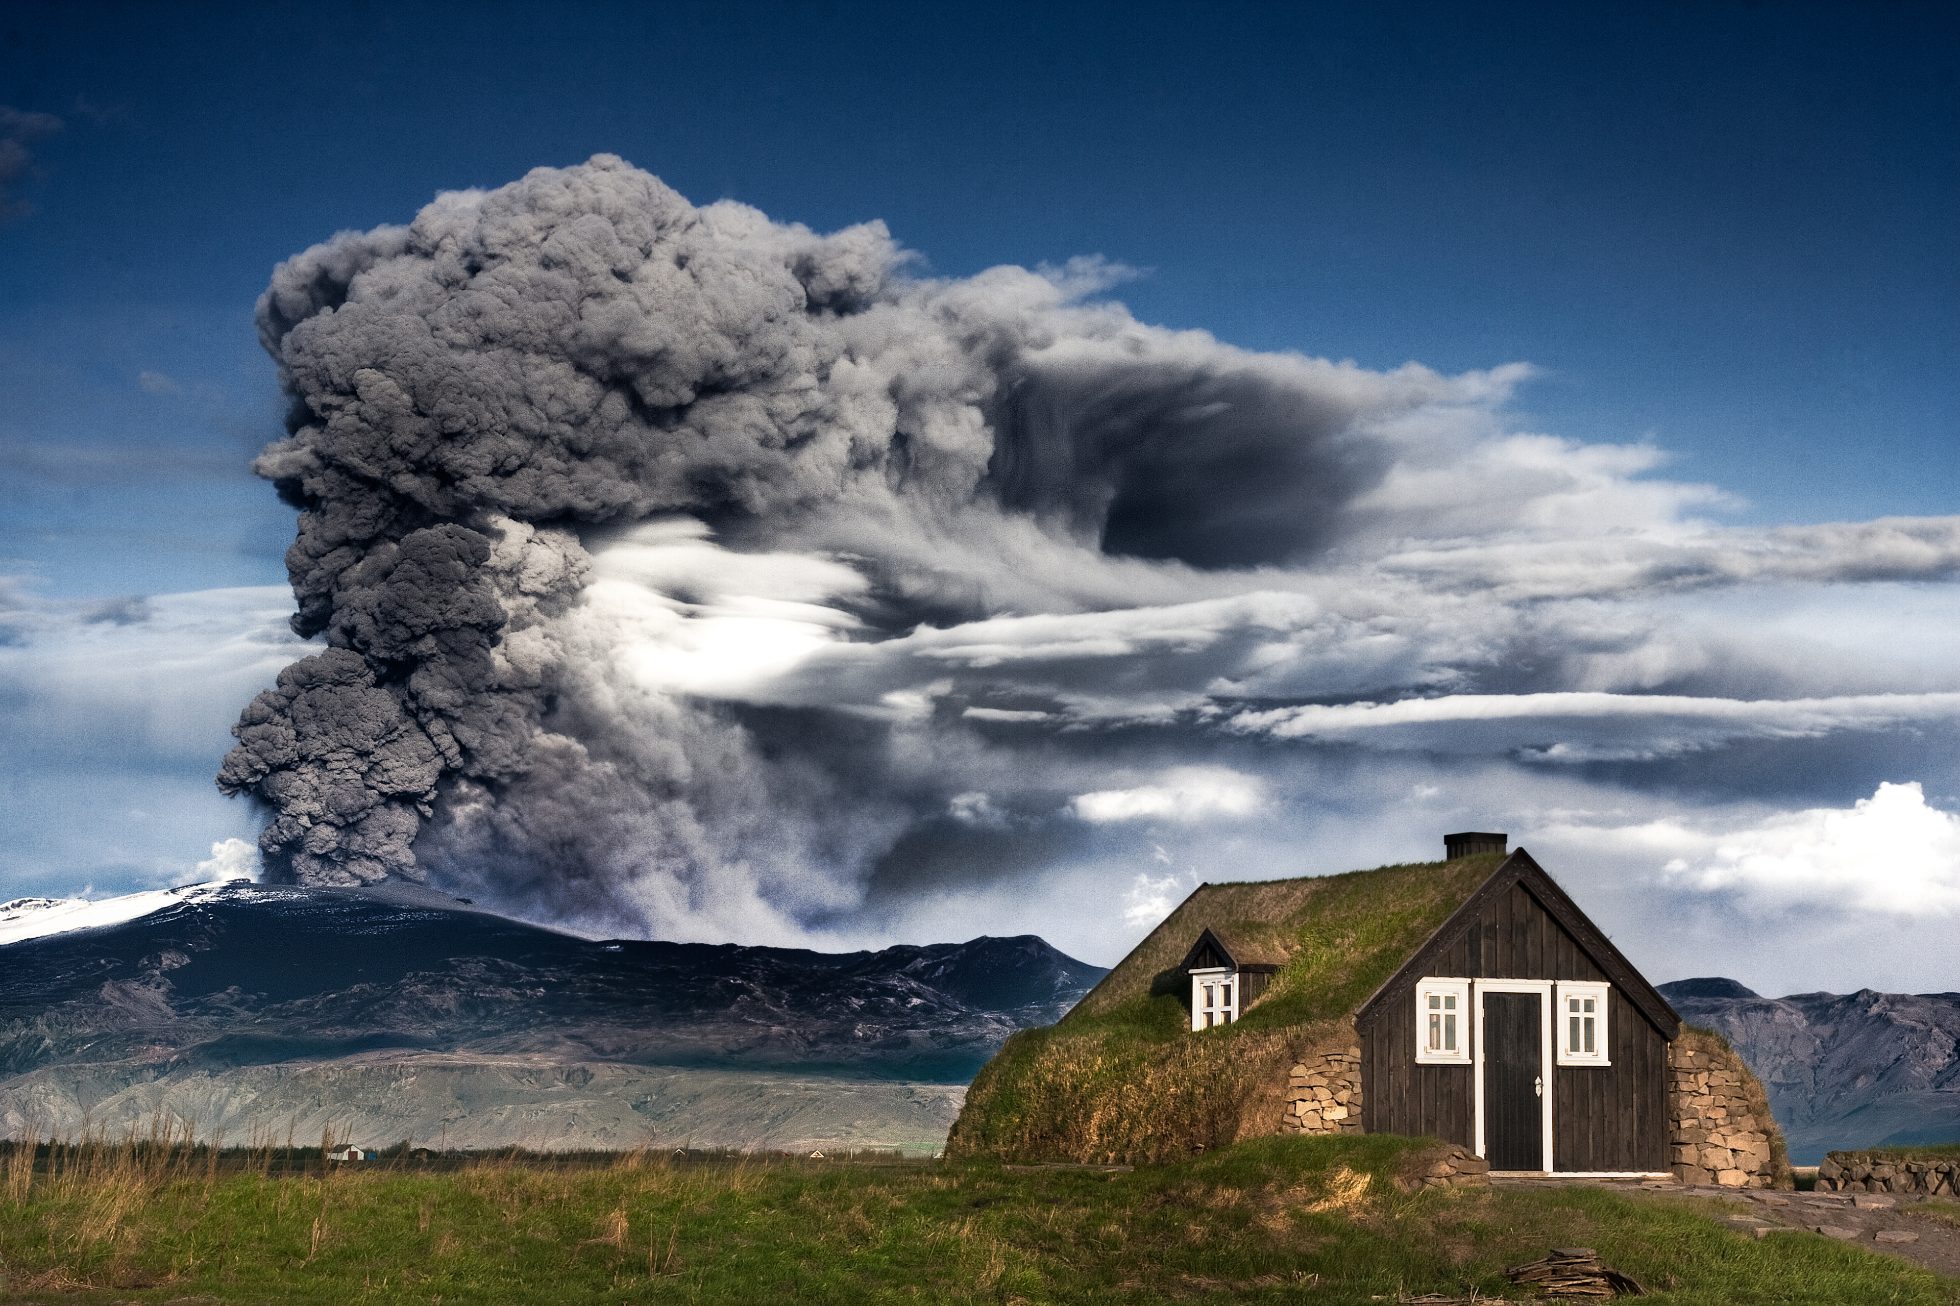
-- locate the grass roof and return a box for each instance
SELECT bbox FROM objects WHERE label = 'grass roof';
[1067,853,1505,1033]
[949,853,1507,1163]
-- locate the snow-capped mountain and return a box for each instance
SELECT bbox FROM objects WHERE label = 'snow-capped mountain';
[0,881,246,946]
[0,881,1104,1152]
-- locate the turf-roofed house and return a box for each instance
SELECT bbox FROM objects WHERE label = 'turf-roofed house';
[950,833,1788,1187]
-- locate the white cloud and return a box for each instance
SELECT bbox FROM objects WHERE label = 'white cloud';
[1233,691,1960,761]
[1070,767,1266,824]
[0,584,304,764]
[947,792,1010,828]
[1549,782,1960,916]
[906,592,1320,668]
[194,837,259,881]
[961,707,1054,724]
[579,518,869,703]
[0,584,293,898]
[1122,869,1195,927]
[1375,516,1960,603]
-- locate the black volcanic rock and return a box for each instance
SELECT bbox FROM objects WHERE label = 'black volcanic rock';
[0,883,1106,1150]
[1660,976,1960,1162]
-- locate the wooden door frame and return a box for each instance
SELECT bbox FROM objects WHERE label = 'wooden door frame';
[1472,979,1555,1173]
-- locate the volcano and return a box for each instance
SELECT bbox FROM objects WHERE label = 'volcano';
[0,881,1103,1152]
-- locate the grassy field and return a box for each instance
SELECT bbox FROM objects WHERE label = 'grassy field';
[0,1133,1951,1304]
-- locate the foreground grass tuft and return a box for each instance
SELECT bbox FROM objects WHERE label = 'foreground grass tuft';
[0,1134,1950,1303]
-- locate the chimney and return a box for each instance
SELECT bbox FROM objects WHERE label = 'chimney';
[1444,831,1508,860]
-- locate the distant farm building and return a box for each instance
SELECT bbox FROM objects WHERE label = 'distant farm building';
[952,834,1787,1186]
[325,1145,371,1162]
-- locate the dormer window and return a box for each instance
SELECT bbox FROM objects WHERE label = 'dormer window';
[1190,967,1236,1028]
[1180,928,1281,1032]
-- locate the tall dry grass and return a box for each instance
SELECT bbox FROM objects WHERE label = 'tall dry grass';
[1,1113,219,1257]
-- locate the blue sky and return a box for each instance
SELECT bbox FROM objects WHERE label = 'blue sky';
[1,2,1957,990]
[4,0,1955,598]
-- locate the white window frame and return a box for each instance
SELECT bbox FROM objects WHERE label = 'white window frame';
[1556,981,1611,1066]
[1413,978,1472,1064]
[1189,966,1237,1031]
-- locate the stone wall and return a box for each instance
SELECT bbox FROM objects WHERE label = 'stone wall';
[1393,1142,1491,1192]
[1818,1152,1960,1196]
[1668,1028,1789,1188]
[1280,1034,1363,1136]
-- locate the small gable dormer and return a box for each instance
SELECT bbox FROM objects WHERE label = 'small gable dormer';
[1180,927,1281,1030]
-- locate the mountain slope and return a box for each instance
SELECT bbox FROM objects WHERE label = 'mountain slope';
[0,882,1104,1151]
[1658,977,1960,1162]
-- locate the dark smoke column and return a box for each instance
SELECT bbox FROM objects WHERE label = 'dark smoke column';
[218,156,908,885]
[218,154,1393,917]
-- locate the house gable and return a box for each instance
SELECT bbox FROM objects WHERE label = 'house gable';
[1357,849,1680,1040]
[1178,927,1283,975]
[1179,927,1236,973]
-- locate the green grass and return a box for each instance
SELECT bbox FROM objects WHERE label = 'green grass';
[950,857,1499,1162]
[1,1135,1950,1304]
[1910,1200,1960,1230]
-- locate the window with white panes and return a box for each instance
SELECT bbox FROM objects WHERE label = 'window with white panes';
[1557,981,1610,1065]
[1189,967,1237,1030]
[1414,979,1471,1064]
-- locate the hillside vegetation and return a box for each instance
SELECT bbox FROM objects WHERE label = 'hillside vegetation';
[949,856,1499,1162]
[1,1133,1949,1304]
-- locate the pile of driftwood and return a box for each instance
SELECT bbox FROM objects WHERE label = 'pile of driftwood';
[1505,1247,1645,1297]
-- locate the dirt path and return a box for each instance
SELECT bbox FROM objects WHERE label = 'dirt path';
[1492,1177,1960,1283]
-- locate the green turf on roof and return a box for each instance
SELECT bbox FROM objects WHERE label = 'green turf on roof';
[948,853,1508,1163]
[1068,852,1506,1033]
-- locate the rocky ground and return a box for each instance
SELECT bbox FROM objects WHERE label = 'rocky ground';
[1495,1175,1960,1283]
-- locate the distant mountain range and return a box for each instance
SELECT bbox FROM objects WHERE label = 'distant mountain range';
[0,881,1104,1153]
[1658,977,1960,1163]
[10,889,1944,1162]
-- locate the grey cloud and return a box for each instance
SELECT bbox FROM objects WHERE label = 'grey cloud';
[83,596,153,626]
[224,155,1464,920]
[0,107,61,220]
[220,154,1960,947]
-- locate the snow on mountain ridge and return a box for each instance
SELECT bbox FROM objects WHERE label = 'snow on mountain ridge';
[0,879,254,946]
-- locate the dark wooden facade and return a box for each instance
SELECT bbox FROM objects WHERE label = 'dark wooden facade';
[1355,853,1679,1173]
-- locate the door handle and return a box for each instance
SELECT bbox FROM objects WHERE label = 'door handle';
[1533,1076,1544,1098]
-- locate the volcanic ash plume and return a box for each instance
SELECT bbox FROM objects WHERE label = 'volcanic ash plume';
[218,154,1442,938]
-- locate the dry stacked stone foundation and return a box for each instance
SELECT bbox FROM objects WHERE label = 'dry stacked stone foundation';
[1818,1152,1960,1196]
[1395,1143,1492,1192]
[1281,1035,1363,1136]
[1668,1031,1788,1188]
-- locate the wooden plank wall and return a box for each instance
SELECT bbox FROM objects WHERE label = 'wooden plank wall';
[1359,882,1669,1171]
